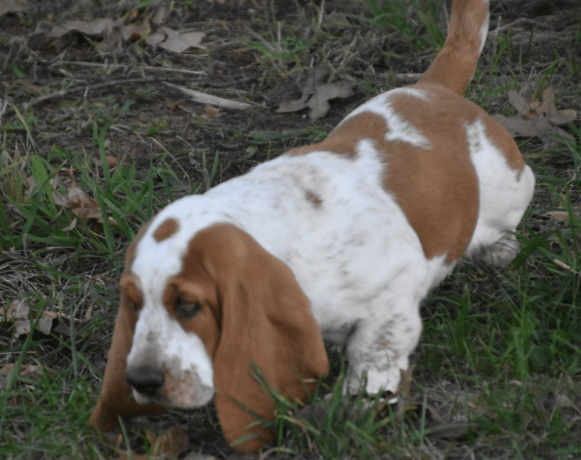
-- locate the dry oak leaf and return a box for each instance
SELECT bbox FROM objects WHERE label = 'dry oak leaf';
[146,26,205,52]
[277,66,354,120]
[545,211,570,221]
[2,299,55,337]
[0,0,27,16]
[493,88,577,145]
[0,364,54,392]
[52,183,117,227]
[122,5,167,42]
[46,18,128,53]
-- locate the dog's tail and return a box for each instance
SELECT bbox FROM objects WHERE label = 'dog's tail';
[418,0,489,95]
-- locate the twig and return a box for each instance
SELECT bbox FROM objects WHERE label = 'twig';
[2,77,200,116]
[163,81,257,111]
[317,0,325,29]
[0,96,8,129]
[494,17,555,35]
[50,61,206,76]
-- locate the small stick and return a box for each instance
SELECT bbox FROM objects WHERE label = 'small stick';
[0,96,8,129]
[163,82,256,111]
[3,77,198,116]
[50,61,206,76]
[494,17,555,35]
[317,0,325,29]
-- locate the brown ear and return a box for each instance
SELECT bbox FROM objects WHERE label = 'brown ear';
[205,226,329,453]
[88,294,165,431]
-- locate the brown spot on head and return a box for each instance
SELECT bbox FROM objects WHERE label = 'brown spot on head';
[153,218,180,242]
[305,190,323,208]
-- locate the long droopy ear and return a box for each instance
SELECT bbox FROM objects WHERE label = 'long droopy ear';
[88,236,165,431]
[88,295,165,430]
[202,225,330,453]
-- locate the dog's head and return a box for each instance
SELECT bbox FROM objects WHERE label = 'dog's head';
[89,210,329,452]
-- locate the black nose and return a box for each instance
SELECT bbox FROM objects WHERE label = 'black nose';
[126,366,165,397]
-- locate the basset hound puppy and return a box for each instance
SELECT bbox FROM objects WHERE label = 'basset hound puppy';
[89,0,535,452]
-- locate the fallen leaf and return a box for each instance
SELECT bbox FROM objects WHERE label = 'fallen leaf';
[493,88,577,145]
[64,185,100,208]
[203,106,221,119]
[0,364,54,391]
[144,30,166,47]
[146,26,205,52]
[121,21,152,42]
[0,0,27,16]
[95,155,118,169]
[60,18,113,36]
[277,67,354,120]
[84,305,94,322]
[538,88,577,125]
[5,298,29,321]
[71,206,103,221]
[309,81,354,119]
[545,211,570,221]
[1,299,75,337]
[15,315,53,336]
[52,183,113,225]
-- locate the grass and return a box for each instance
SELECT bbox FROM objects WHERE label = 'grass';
[1,0,580,458]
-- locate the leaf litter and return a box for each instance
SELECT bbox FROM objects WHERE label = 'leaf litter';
[0,0,27,16]
[0,297,89,338]
[493,88,577,145]
[277,66,354,119]
[23,173,118,229]
[41,4,205,55]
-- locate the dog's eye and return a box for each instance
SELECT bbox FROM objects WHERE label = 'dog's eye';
[130,302,139,313]
[176,299,201,319]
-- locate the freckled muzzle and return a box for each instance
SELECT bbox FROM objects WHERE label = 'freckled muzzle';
[126,306,216,409]
[127,363,215,408]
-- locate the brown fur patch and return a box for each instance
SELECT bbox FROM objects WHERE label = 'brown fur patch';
[289,83,528,263]
[153,218,179,242]
[305,190,323,207]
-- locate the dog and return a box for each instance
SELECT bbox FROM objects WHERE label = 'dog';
[89,0,535,452]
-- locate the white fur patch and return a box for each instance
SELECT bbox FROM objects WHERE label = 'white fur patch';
[342,88,432,149]
[464,118,535,266]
